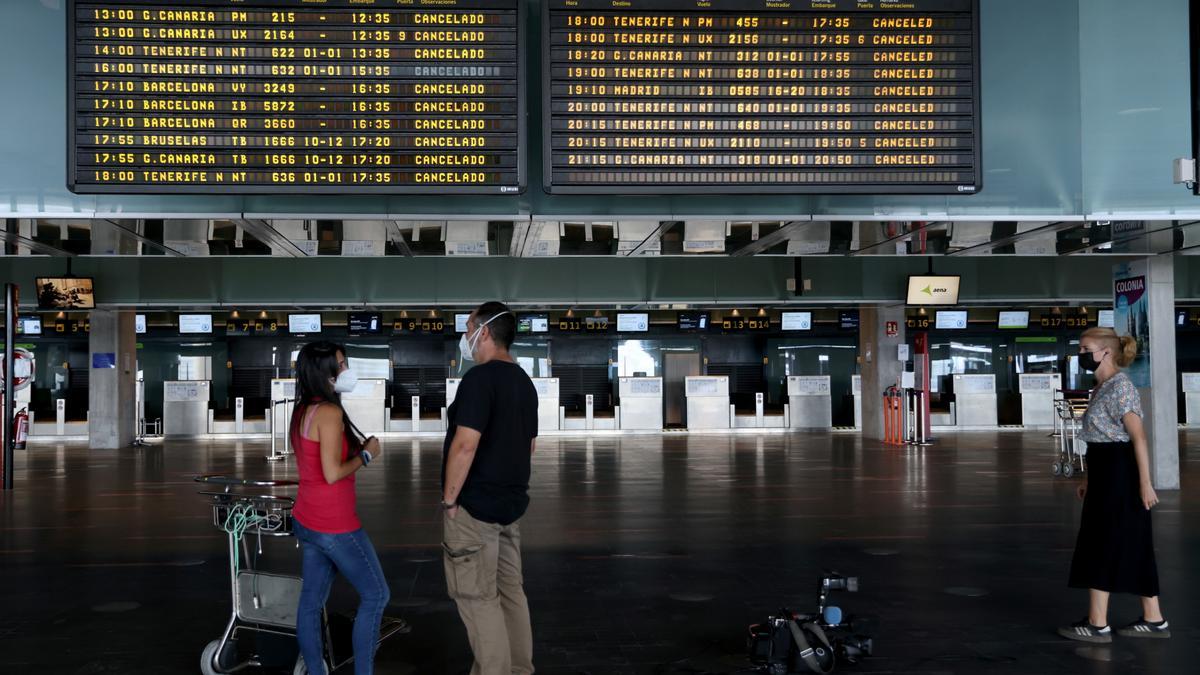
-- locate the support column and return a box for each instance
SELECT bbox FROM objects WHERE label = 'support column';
[1143,255,1180,490]
[859,305,906,442]
[88,311,137,449]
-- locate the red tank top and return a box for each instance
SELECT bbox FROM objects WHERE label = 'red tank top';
[292,405,361,534]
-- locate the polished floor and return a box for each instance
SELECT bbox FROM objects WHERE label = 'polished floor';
[1,430,1196,674]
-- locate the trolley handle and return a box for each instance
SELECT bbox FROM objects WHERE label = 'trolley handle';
[198,490,296,507]
[194,474,299,489]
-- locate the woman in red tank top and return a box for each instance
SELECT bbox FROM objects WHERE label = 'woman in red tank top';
[289,342,389,675]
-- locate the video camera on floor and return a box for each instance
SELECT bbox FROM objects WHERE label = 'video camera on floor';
[747,573,877,674]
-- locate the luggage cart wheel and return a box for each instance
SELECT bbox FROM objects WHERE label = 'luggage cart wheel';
[200,639,237,675]
[1062,463,1075,479]
[1052,461,1062,476]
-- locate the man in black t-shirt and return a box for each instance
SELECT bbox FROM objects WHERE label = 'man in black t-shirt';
[442,301,538,675]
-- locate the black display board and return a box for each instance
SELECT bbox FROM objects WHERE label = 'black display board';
[543,0,981,194]
[68,0,525,193]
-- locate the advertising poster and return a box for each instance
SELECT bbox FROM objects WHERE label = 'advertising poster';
[1112,261,1150,387]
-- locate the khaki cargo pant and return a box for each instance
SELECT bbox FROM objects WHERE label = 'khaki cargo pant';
[443,508,534,675]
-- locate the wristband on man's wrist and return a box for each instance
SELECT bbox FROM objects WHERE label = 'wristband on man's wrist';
[441,500,457,510]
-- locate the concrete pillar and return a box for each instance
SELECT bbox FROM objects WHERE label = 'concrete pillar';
[88,311,137,449]
[1143,255,1179,490]
[859,305,907,442]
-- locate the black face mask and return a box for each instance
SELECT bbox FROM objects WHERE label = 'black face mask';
[1079,350,1105,372]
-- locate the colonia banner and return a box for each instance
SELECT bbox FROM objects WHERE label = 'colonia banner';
[1112,261,1150,387]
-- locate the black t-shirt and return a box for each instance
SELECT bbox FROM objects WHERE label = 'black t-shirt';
[443,360,539,525]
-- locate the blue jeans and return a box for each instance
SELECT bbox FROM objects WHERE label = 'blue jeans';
[294,520,390,675]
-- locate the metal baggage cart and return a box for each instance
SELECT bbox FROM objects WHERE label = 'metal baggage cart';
[196,475,408,674]
[1052,400,1088,478]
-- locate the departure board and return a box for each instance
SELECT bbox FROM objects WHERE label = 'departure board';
[68,0,525,194]
[543,0,980,194]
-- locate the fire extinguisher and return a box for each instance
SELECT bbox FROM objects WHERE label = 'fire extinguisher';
[13,407,28,451]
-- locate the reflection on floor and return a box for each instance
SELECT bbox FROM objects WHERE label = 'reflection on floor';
[1,431,1196,674]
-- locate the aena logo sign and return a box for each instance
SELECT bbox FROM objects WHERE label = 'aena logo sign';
[921,285,951,297]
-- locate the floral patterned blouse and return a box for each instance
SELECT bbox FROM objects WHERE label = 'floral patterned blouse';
[1079,371,1143,443]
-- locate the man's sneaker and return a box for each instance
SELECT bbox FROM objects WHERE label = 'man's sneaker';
[1057,619,1113,644]
[1117,618,1170,639]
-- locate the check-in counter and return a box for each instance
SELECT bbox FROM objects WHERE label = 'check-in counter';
[1019,373,1062,428]
[617,377,664,430]
[788,375,833,429]
[852,375,862,429]
[686,376,731,430]
[952,374,998,427]
[164,380,210,437]
[532,378,560,432]
[342,378,387,435]
[1184,373,1200,425]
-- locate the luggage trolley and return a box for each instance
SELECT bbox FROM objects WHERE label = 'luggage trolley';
[1052,399,1089,478]
[196,475,408,675]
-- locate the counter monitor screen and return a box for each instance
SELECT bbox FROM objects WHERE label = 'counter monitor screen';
[17,317,43,336]
[781,311,812,331]
[135,313,147,334]
[838,310,859,330]
[543,0,981,194]
[1097,309,1114,328]
[935,310,967,329]
[455,313,471,333]
[676,312,708,331]
[997,310,1028,329]
[517,314,549,333]
[36,277,96,309]
[617,313,649,332]
[348,312,382,336]
[69,0,525,194]
[289,313,322,334]
[179,314,213,334]
[906,275,961,305]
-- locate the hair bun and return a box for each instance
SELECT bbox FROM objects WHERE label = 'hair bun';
[1117,334,1138,367]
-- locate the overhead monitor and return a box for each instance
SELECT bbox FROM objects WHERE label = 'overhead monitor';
[906,275,962,306]
[997,311,1029,329]
[455,313,471,333]
[179,314,213,334]
[936,310,968,330]
[1097,309,1114,328]
[838,310,859,330]
[35,277,95,309]
[517,314,549,333]
[617,313,649,332]
[781,311,813,331]
[1179,310,1189,327]
[348,312,383,336]
[289,314,322,335]
[542,0,981,194]
[68,0,526,195]
[135,314,147,334]
[676,312,709,331]
[16,316,43,336]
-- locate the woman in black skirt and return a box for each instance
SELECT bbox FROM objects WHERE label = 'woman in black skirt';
[1057,327,1169,643]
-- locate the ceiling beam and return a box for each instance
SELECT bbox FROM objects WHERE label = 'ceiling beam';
[98,219,186,257]
[945,221,1084,256]
[729,220,812,257]
[0,229,75,257]
[623,221,676,257]
[388,221,415,257]
[848,221,940,256]
[1062,221,1193,256]
[233,219,309,258]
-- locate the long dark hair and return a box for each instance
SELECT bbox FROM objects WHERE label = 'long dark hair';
[289,341,365,455]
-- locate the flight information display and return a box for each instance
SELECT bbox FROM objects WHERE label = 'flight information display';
[69,0,525,193]
[543,0,980,193]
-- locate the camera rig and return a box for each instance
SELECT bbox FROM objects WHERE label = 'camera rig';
[747,573,877,674]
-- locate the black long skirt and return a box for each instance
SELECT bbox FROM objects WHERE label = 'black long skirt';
[1068,441,1160,597]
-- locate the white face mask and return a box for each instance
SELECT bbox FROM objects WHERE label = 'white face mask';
[333,368,358,393]
[458,312,508,362]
